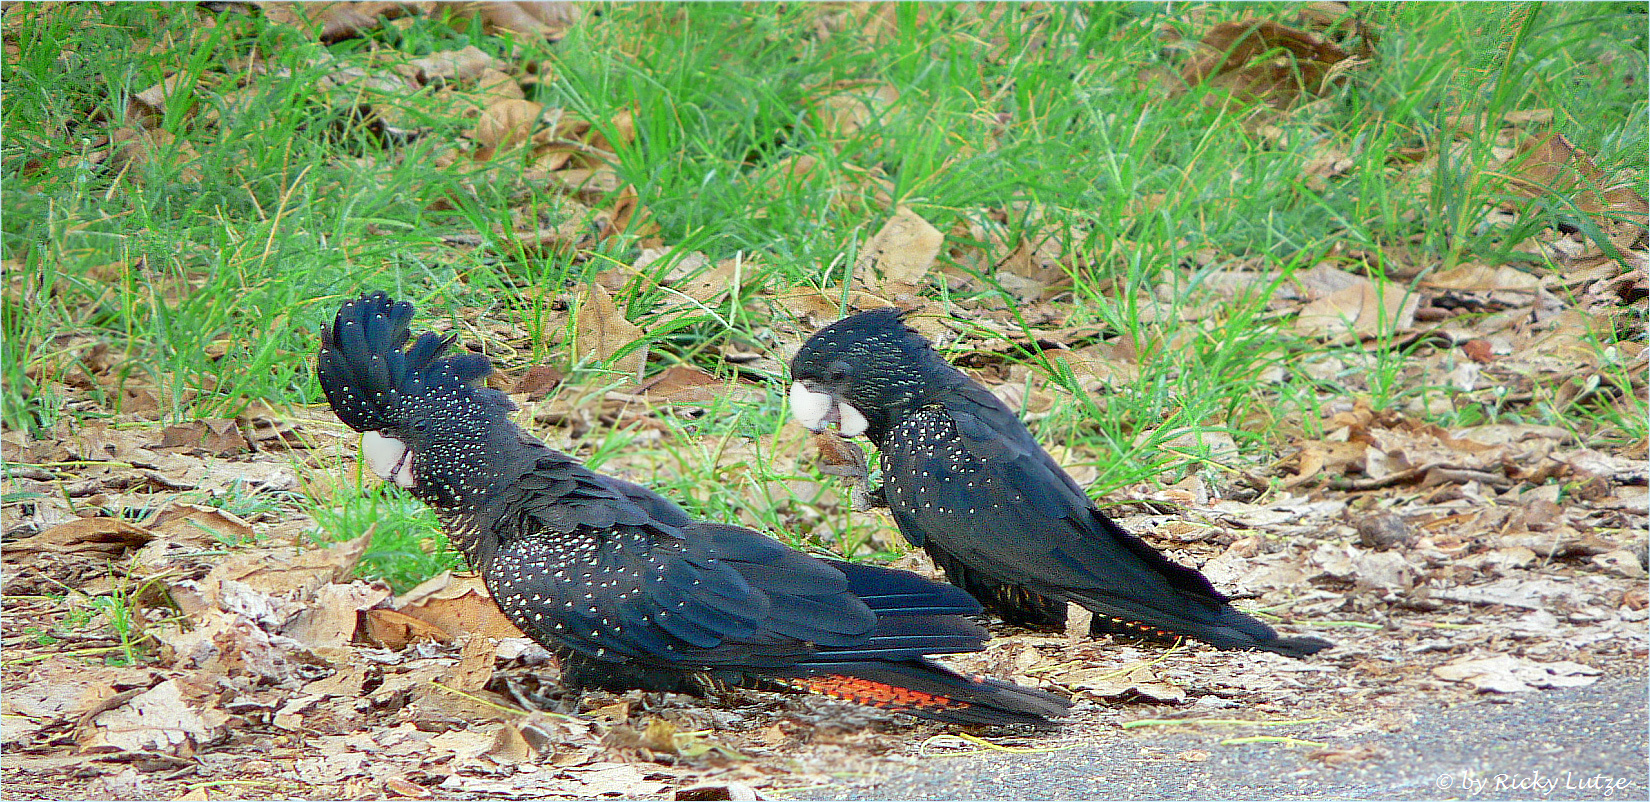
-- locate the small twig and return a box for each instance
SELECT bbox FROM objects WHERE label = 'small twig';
[1024,658,1087,676]
[1219,736,1330,748]
[1092,637,1184,682]
[32,460,138,470]
[763,782,835,798]
[426,680,586,724]
[919,732,1079,756]
[3,644,137,666]
[185,780,284,791]
[425,680,529,717]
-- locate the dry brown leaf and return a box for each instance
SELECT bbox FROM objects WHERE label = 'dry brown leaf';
[1510,132,1649,250]
[1431,654,1601,693]
[572,282,648,381]
[237,401,315,450]
[408,45,498,85]
[773,287,894,330]
[953,210,1077,300]
[298,663,370,703]
[107,127,203,184]
[511,364,566,401]
[761,154,821,195]
[621,365,724,403]
[426,727,501,764]
[1180,19,1358,107]
[445,634,502,692]
[85,766,152,799]
[1355,512,1412,550]
[472,98,543,156]
[588,107,636,153]
[1062,665,1187,703]
[4,516,153,556]
[150,503,256,546]
[1422,263,1541,294]
[1294,276,1418,341]
[473,67,525,105]
[126,73,196,130]
[159,605,323,682]
[1591,550,1647,579]
[548,165,624,203]
[999,232,1072,301]
[170,533,371,617]
[811,81,899,139]
[285,581,392,648]
[856,206,942,297]
[385,776,434,798]
[1290,262,1368,299]
[662,254,747,305]
[465,1,581,39]
[1,665,159,726]
[1302,144,1355,191]
[1308,543,1414,592]
[393,572,527,641]
[158,418,251,456]
[364,608,454,649]
[605,182,655,238]
[78,677,230,755]
[529,142,596,174]
[1059,340,1143,391]
[489,719,538,765]
[259,1,411,42]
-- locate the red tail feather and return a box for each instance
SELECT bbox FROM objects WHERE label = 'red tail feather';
[779,674,974,718]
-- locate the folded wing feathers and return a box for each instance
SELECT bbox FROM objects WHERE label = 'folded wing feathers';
[318,293,1071,723]
[833,561,982,617]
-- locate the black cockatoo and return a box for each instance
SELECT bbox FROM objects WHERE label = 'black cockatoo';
[789,308,1330,657]
[316,292,1069,725]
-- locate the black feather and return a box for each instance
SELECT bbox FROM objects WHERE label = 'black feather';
[791,308,1332,657]
[315,292,1070,725]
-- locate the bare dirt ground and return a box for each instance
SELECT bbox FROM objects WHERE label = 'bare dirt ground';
[803,674,1648,801]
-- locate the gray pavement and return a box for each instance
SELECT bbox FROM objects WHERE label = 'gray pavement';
[805,675,1647,800]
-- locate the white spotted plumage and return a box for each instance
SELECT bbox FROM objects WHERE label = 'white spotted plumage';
[317,293,1072,723]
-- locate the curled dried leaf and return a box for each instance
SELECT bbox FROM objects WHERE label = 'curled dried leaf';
[1180,19,1359,107]
[472,98,543,155]
[573,282,648,380]
[856,206,943,298]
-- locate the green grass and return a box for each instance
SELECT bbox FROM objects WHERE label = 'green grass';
[3,2,1645,586]
[307,480,460,593]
